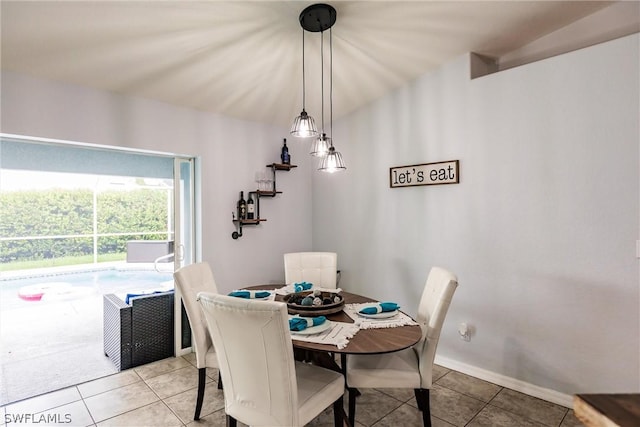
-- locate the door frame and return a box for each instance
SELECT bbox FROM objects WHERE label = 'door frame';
[1,132,201,357]
[173,156,200,356]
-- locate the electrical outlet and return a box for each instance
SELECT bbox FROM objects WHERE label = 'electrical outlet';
[458,322,471,342]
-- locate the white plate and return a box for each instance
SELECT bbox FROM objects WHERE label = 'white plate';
[357,310,399,319]
[290,320,332,335]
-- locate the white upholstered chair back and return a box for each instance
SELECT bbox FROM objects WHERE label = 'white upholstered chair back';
[173,262,218,369]
[415,266,458,388]
[197,293,300,426]
[284,252,338,288]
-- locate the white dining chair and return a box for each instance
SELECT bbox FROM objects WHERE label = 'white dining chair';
[284,252,339,288]
[345,266,459,427]
[197,292,345,427]
[173,262,221,421]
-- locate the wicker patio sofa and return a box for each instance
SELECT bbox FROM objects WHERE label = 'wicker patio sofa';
[103,291,175,370]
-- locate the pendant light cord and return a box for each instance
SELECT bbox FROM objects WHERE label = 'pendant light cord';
[329,27,334,148]
[320,30,325,133]
[302,29,306,110]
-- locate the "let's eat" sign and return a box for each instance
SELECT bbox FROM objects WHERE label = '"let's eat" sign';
[389,160,459,188]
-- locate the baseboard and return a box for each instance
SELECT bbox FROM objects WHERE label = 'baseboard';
[434,355,574,409]
[175,347,192,357]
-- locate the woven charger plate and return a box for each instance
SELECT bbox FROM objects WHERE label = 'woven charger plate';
[284,291,344,317]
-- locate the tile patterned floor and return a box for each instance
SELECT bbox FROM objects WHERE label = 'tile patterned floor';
[0,354,584,427]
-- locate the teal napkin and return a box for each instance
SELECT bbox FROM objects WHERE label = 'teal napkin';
[228,290,271,299]
[293,282,313,293]
[359,302,399,315]
[289,316,326,331]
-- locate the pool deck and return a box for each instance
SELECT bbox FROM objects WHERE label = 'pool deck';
[0,293,119,405]
[0,262,175,406]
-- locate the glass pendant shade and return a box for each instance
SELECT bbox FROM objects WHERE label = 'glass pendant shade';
[290,110,318,137]
[318,145,346,173]
[310,133,330,157]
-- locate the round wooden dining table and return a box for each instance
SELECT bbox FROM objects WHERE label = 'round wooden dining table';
[246,284,421,427]
[245,284,422,355]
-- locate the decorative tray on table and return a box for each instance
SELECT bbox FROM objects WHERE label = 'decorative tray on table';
[284,290,344,317]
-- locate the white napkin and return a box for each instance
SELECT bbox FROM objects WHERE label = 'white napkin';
[289,321,359,349]
[343,303,419,329]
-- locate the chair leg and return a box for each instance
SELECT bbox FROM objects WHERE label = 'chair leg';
[194,368,206,420]
[343,354,360,426]
[226,415,237,427]
[348,387,357,426]
[414,388,431,427]
[333,395,344,427]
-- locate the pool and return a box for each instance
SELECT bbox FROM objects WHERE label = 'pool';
[0,267,174,310]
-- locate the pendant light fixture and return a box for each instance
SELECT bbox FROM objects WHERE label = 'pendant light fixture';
[318,25,346,173]
[290,27,318,137]
[294,3,346,172]
[310,25,330,157]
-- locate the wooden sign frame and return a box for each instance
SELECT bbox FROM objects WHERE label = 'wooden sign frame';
[389,160,459,188]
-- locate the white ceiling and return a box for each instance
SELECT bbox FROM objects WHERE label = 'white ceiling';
[1,1,627,128]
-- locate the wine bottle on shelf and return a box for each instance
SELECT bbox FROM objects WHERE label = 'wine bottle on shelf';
[246,192,255,219]
[280,138,290,165]
[237,191,247,220]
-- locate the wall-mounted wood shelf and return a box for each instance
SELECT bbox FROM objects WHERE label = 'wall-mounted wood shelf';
[269,163,298,171]
[232,163,295,239]
[238,219,266,225]
[256,190,283,198]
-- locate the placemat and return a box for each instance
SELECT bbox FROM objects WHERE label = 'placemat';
[344,303,419,329]
[289,320,359,349]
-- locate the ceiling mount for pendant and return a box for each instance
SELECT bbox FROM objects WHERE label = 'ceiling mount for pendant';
[299,4,336,33]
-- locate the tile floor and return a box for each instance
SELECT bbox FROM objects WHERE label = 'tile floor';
[0,354,583,427]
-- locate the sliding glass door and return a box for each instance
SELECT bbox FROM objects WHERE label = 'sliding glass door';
[173,157,196,355]
[0,133,199,360]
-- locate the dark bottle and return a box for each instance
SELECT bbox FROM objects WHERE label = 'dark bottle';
[246,192,255,219]
[237,191,247,220]
[281,138,290,165]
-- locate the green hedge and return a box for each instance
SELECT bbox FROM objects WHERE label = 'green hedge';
[0,188,169,263]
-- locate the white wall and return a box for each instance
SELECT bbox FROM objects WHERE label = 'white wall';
[3,32,638,405]
[1,71,315,290]
[313,34,640,402]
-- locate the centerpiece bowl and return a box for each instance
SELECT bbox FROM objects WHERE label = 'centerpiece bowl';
[284,290,344,316]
